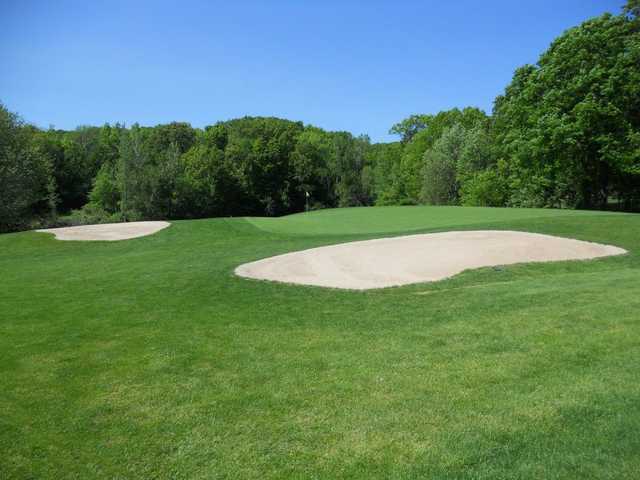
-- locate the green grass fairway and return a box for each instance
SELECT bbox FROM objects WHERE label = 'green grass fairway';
[2,206,640,479]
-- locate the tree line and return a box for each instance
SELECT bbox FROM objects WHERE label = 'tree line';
[1,1,638,233]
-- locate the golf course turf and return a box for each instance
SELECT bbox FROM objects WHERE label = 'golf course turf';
[1,206,639,479]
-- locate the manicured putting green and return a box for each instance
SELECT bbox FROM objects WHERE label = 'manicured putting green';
[246,205,626,236]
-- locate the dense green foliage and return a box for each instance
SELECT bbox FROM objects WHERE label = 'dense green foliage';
[1,3,638,233]
[377,3,640,210]
[0,105,57,233]
[0,112,375,231]
[2,206,640,478]
[492,10,640,209]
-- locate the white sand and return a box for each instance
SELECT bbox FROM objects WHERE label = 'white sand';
[235,230,626,290]
[36,221,170,241]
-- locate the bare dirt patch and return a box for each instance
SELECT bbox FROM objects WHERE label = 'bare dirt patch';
[235,230,626,290]
[37,221,170,241]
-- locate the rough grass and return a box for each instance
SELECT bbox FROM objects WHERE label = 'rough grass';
[1,206,639,479]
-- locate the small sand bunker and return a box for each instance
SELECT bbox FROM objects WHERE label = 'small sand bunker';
[235,230,626,290]
[37,221,170,241]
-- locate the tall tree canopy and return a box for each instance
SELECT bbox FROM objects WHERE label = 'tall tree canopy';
[389,114,431,143]
[493,7,640,209]
[0,104,56,232]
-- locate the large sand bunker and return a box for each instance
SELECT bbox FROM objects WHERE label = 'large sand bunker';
[235,230,626,290]
[37,221,170,241]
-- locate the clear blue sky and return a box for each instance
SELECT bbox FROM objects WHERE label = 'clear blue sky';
[0,0,622,142]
